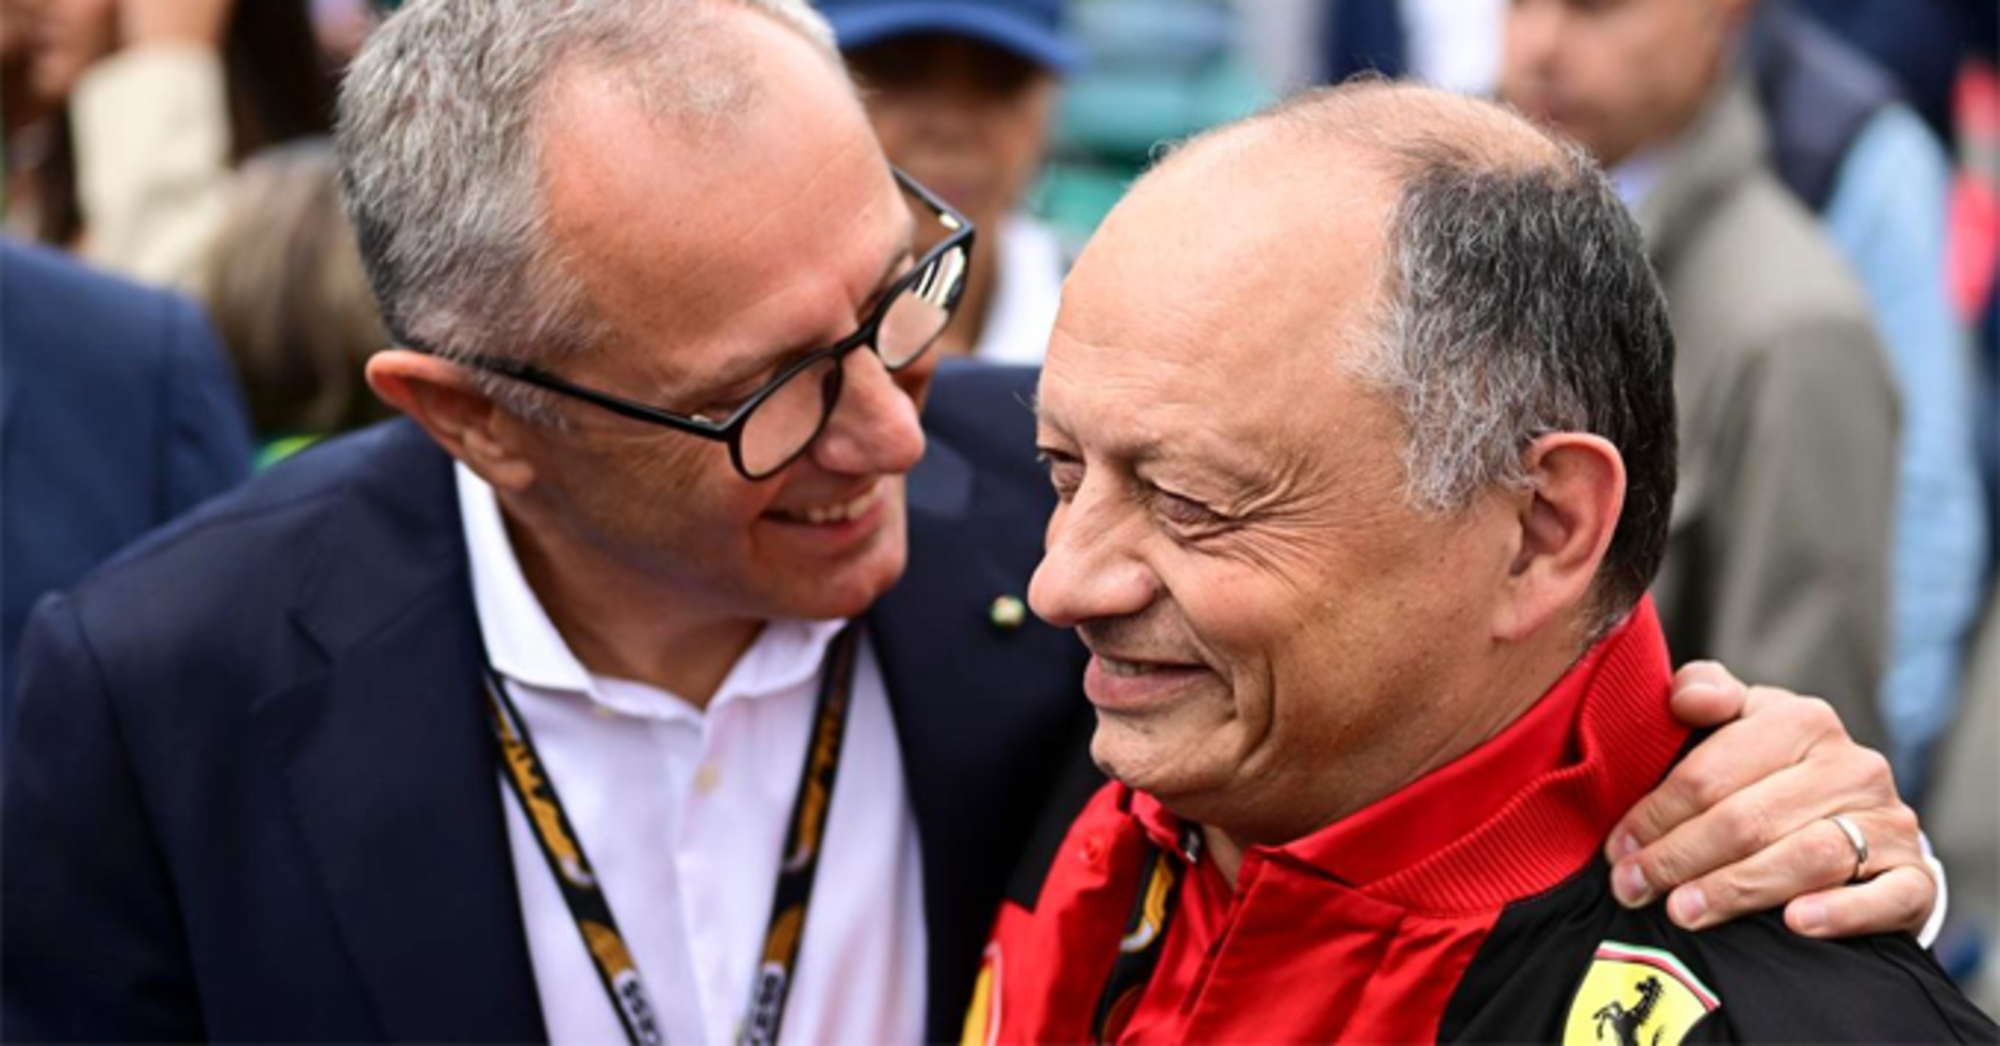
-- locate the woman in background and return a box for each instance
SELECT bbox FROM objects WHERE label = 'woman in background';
[7,0,331,288]
[203,139,390,467]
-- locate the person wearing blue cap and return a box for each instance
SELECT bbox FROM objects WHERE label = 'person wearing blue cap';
[820,0,1077,365]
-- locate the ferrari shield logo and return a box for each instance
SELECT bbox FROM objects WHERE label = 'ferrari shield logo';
[1562,940,1720,1046]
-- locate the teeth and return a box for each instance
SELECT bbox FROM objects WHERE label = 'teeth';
[1099,657,1154,678]
[789,488,877,525]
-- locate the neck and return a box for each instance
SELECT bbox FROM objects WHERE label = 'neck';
[1606,63,1732,173]
[1396,633,1587,788]
[1203,826,1248,889]
[500,504,761,707]
[1199,628,1590,891]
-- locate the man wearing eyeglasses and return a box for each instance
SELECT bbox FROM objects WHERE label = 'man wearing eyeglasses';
[0,0,1946,1042]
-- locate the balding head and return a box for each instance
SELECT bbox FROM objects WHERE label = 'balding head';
[1032,82,1676,839]
[1074,81,1677,634]
[1176,77,1568,178]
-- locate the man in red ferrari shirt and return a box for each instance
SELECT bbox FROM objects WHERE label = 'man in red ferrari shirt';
[975,81,1995,1044]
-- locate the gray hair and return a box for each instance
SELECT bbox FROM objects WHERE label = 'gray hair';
[1197,83,1679,631]
[335,0,839,417]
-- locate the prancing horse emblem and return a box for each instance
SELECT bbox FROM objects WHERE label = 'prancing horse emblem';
[1562,941,1720,1046]
[1592,974,1664,1046]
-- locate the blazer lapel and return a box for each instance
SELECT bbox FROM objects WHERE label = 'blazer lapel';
[253,426,546,1042]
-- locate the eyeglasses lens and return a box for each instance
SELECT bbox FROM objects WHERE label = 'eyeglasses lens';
[739,354,842,478]
[878,244,967,367]
[737,243,967,475]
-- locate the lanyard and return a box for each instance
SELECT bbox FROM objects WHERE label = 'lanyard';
[1091,824,1202,1046]
[485,623,862,1046]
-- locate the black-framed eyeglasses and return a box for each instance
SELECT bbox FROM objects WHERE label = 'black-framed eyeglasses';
[402,167,975,480]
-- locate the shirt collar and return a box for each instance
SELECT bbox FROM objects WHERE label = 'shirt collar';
[974,215,1066,366]
[455,463,843,715]
[1611,145,1674,211]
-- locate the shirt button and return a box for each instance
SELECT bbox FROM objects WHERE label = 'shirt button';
[1079,831,1107,867]
[693,763,721,796]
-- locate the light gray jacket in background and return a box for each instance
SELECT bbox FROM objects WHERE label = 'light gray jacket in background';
[1641,78,1899,752]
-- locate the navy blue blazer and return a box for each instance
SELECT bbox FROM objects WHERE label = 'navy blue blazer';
[0,240,252,703]
[2,363,1091,1042]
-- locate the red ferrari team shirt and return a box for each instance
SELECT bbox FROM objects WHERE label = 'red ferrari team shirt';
[968,598,1996,1044]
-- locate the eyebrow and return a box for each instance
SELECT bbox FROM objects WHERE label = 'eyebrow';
[1030,392,1066,439]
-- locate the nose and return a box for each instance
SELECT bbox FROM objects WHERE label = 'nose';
[902,87,977,146]
[900,62,990,148]
[1504,0,1565,78]
[806,347,927,476]
[1028,482,1160,629]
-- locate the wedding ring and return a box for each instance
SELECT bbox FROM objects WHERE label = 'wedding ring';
[1828,814,1870,884]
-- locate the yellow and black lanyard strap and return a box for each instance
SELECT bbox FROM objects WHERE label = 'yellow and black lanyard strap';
[485,623,862,1046]
[1090,824,1200,1046]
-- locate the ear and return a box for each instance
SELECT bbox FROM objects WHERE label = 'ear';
[1492,432,1625,643]
[365,349,539,493]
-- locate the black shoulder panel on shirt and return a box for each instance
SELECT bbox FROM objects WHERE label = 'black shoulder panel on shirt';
[1671,908,1996,1043]
[1439,856,1999,1044]
[1437,862,1623,1043]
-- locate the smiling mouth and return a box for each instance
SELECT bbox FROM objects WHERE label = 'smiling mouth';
[1085,653,1211,711]
[1096,654,1209,678]
[1099,656,1171,678]
[772,486,881,525]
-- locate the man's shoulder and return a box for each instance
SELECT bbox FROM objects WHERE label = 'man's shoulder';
[0,239,240,457]
[1442,862,1996,1043]
[1663,168,1879,365]
[904,361,1051,549]
[1676,911,1997,1042]
[922,362,1041,467]
[92,420,443,567]
[57,421,458,662]
[0,239,185,351]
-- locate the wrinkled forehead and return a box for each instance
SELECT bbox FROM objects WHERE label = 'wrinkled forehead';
[1037,161,1409,497]
[1043,134,1396,418]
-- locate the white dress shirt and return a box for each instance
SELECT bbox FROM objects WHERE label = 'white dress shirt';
[972,214,1066,366]
[1403,0,1506,96]
[1611,148,1673,211]
[457,465,927,1045]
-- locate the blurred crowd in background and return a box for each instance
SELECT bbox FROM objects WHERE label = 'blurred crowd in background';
[2,0,1996,1011]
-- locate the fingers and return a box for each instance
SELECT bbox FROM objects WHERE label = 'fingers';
[1665,661,1749,728]
[1609,747,1892,909]
[1784,865,1937,939]
[1604,677,1935,938]
[1627,805,1924,932]
[1605,689,1845,866]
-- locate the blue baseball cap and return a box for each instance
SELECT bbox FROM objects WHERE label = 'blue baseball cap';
[816,0,1081,74]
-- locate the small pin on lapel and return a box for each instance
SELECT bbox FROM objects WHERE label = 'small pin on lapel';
[988,595,1026,631]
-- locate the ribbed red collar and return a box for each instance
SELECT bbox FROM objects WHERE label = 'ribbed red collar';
[1133,597,1684,915]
